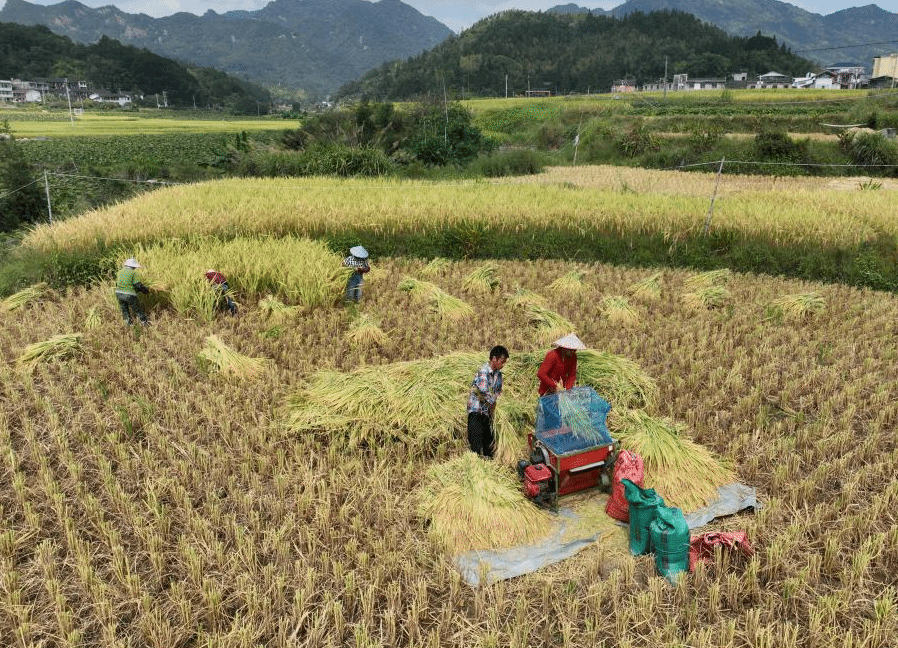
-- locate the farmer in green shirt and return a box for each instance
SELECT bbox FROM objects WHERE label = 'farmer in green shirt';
[115,258,150,326]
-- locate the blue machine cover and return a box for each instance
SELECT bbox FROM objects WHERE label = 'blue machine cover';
[535,387,613,454]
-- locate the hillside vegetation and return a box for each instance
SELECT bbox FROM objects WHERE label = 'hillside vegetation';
[337,10,817,101]
[0,22,272,110]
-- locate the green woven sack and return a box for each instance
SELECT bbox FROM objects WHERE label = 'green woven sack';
[622,478,664,555]
[650,505,690,582]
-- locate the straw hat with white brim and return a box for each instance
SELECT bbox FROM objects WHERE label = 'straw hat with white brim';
[553,333,586,350]
[350,245,369,259]
[124,258,142,269]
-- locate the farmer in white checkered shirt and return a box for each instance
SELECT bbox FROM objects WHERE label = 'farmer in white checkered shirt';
[343,245,370,303]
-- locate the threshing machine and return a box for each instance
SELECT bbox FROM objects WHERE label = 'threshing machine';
[517,387,618,510]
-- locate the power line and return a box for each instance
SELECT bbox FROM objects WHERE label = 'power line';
[0,178,43,201]
[795,40,898,54]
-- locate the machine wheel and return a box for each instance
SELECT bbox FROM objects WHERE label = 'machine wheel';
[599,469,612,490]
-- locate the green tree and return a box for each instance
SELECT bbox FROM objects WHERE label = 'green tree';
[0,122,45,232]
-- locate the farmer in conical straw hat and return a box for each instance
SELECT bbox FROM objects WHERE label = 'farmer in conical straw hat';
[343,245,370,303]
[115,258,150,327]
[537,333,585,396]
[466,345,509,459]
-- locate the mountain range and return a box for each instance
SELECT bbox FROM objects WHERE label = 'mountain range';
[1,0,897,100]
[0,0,452,99]
[550,0,898,69]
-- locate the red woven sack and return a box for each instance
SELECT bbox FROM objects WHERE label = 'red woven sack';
[688,531,753,571]
[605,450,644,522]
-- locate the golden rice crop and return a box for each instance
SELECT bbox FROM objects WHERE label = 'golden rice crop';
[610,409,735,512]
[286,351,529,452]
[258,294,301,319]
[681,285,732,310]
[417,452,554,553]
[601,296,639,326]
[420,257,451,276]
[84,306,102,330]
[198,335,268,379]
[504,286,548,309]
[548,269,586,297]
[524,304,575,339]
[17,333,83,366]
[398,277,473,320]
[491,397,531,466]
[344,312,388,349]
[574,349,659,410]
[462,264,500,294]
[684,268,732,290]
[133,236,345,319]
[627,272,663,302]
[1,282,49,312]
[768,292,825,319]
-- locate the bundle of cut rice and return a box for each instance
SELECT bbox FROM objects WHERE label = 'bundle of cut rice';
[420,257,451,277]
[417,452,554,553]
[344,312,388,348]
[610,409,735,512]
[627,272,663,302]
[258,295,300,319]
[462,264,500,294]
[575,349,659,410]
[85,306,102,330]
[525,304,575,339]
[768,292,825,320]
[17,333,83,366]
[681,285,731,310]
[1,283,49,313]
[601,296,639,326]
[287,351,528,452]
[398,277,473,320]
[504,287,548,309]
[684,268,731,290]
[548,269,586,297]
[198,335,268,379]
[491,397,531,466]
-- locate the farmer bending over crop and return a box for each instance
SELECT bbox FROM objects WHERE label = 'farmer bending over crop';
[115,258,150,327]
[537,333,585,395]
[205,269,238,316]
[467,345,508,458]
[343,245,370,303]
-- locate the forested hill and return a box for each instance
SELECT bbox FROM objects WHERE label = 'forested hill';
[336,9,817,101]
[0,22,271,110]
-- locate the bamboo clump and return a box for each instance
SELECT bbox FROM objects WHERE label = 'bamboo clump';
[417,452,554,553]
[198,335,268,379]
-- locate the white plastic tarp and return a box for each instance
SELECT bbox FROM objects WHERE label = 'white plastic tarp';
[453,482,759,587]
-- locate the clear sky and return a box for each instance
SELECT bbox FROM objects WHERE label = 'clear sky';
[4,0,886,34]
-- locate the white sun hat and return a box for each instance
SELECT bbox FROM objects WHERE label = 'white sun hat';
[349,245,369,259]
[553,333,586,350]
[124,258,142,268]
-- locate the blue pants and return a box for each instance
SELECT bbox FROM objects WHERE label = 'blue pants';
[116,292,148,326]
[345,273,364,302]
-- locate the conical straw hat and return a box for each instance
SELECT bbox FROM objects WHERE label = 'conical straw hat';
[553,333,586,350]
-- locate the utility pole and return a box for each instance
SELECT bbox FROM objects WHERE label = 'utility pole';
[43,171,53,223]
[65,77,73,125]
[664,56,667,99]
[505,74,508,99]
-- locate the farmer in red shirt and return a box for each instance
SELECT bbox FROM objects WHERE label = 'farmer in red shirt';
[537,333,586,396]
[205,269,238,316]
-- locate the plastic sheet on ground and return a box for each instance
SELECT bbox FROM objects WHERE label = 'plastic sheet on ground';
[453,482,759,587]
